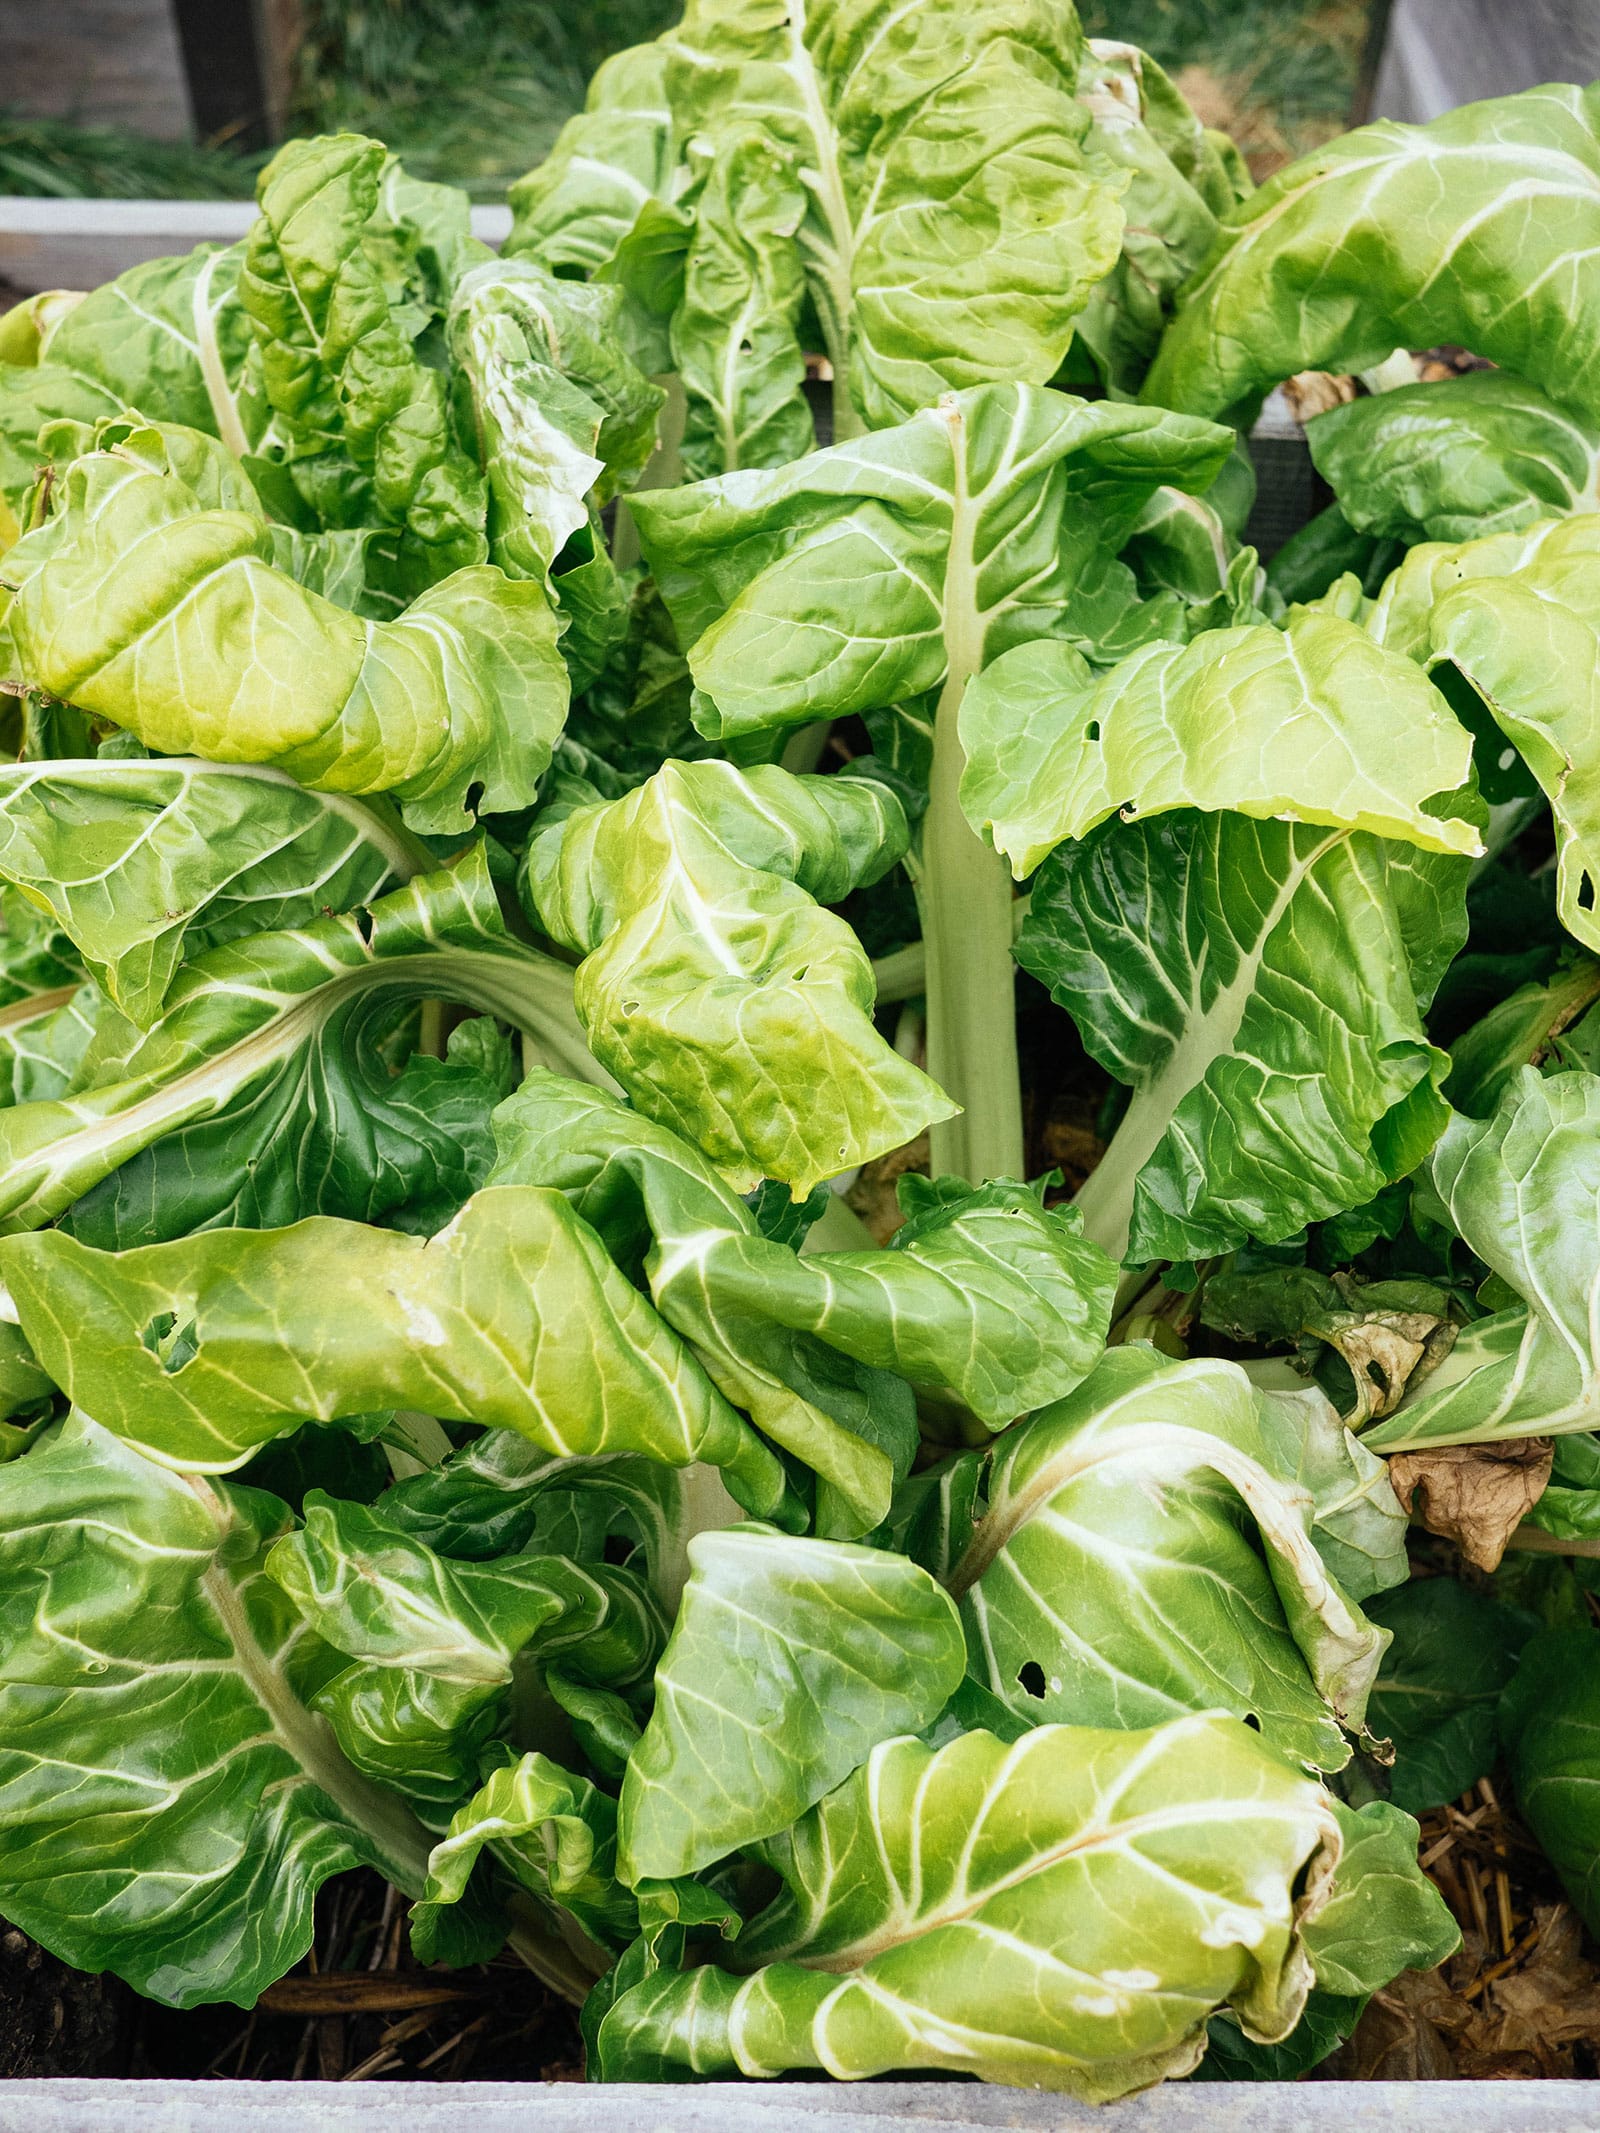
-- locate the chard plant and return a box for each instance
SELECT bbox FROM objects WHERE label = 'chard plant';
[4,8,1600,2098]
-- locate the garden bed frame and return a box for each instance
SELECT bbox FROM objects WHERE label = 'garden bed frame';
[2,2076,1596,2128]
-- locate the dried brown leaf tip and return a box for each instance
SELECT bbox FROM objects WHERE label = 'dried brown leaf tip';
[1388,1438,1555,1572]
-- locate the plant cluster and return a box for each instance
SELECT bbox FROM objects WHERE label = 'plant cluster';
[2,1,1600,2098]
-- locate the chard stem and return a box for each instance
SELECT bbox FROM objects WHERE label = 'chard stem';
[830,369,865,442]
[920,664,1024,1185]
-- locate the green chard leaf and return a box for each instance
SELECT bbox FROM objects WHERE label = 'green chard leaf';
[944,1347,1390,1770]
[0,758,425,1028]
[447,255,662,578]
[958,611,1478,879]
[420,1751,641,1956]
[1367,1070,1600,1451]
[1297,1798,1458,1996]
[521,758,953,1196]
[1145,84,1600,426]
[1502,1628,1600,1936]
[0,848,596,1244]
[1018,807,1468,1263]
[631,385,1233,738]
[1307,374,1600,547]
[658,0,1125,433]
[618,1524,965,1882]
[239,134,487,588]
[380,1437,688,1593]
[0,1184,790,1518]
[670,131,811,480]
[0,1413,438,2007]
[0,243,257,522]
[0,420,566,836]
[629,382,1231,1183]
[1073,39,1248,395]
[490,1070,1117,1537]
[505,44,679,279]
[264,1492,662,1822]
[591,1714,1343,2098]
[1366,1579,1534,1814]
[1370,514,1600,956]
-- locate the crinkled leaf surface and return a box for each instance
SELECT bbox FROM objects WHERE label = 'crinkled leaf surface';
[946,1347,1388,1770]
[0,1413,434,2007]
[593,1714,1341,2099]
[1017,809,1466,1262]
[240,134,486,588]
[659,0,1124,431]
[959,613,1477,879]
[0,1186,786,1518]
[671,131,811,480]
[618,1523,965,1882]
[0,850,594,1244]
[522,760,952,1195]
[448,257,662,580]
[0,759,421,1028]
[1367,1070,1600,1450]
[0,425,565,836]
[1145,85,1600,425]
[491,1072,1117,1535]
[631,384,1233,743]
[1307,374,1600,546]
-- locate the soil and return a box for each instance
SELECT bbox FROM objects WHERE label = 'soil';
[126,1872,584,2083]
[0,1921,129,2077]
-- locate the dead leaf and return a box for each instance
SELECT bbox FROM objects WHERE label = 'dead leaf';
[1486,1905,1600,2052]
[1281,370,1358,423]
[1311,1309,1451,1423]
[1327,1968,1458,2079]
[1389,1438,1554,1571]
[843,1132,928,1245]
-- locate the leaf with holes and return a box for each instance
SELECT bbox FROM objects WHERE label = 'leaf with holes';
[944,1347,1390,1770]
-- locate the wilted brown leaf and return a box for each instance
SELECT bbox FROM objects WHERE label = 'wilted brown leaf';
[1327,1967,1459,2079]
[843,1132,928,1244]
[1314,1302,1452,1423]
[1281,370,1359,422]
[1389,1439,1554,1572]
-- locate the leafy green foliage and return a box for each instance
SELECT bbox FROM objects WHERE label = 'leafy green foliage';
[1502,1630,1600,1933]
[7,42,1598,2102]
[1367,1580,1535,1814]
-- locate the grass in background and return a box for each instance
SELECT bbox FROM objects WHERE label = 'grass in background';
[291,0,679,197]
[0,111,260,198]
[1078,0,1372,174]
[0,0,1372,204]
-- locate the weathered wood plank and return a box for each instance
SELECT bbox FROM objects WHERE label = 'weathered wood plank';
[0,199,512,294]
[0,0,193,141]
[0,2083,1593,2133]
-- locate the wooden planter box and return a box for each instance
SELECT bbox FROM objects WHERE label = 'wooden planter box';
[1,2075,1595,2128]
